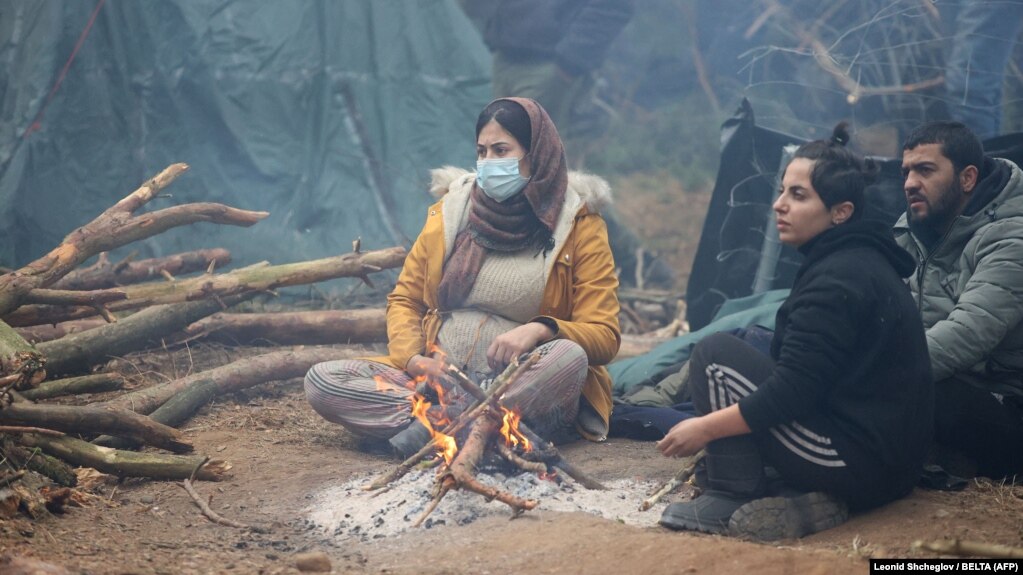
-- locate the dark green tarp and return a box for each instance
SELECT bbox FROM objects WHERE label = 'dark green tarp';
[609,288,789,395]
[0,0,490,269]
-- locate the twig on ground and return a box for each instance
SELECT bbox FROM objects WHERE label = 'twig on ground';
[181,478,270,534]
[639,450,705,511]
[180,455,268,532]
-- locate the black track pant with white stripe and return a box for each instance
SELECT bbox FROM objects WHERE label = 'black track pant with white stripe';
[690,332,907,511]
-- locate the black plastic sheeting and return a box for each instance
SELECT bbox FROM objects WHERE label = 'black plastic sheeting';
[686,99,1023,331]
[0,0,490,269]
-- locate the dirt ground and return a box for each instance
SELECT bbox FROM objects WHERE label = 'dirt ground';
[3,182,1022,574]
[1,342,1021,575]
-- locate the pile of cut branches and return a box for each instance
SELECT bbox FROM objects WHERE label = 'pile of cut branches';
[0,164,404,519]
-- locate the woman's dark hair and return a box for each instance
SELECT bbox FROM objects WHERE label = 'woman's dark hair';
[791,122,876,222]
[475,99,531,152]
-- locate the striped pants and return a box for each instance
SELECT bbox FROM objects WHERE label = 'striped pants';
[305,339,588,442]
[690,332,909,510]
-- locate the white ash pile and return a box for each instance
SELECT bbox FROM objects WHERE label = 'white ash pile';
[307,469,668,541]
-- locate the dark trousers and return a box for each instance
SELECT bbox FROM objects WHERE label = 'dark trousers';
[689,332,913,510]
[935,377,1023,480]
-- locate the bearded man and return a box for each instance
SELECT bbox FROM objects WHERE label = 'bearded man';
[894,121,1023,480]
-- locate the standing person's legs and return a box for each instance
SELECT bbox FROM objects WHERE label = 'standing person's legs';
[934,377,1023,480]
[944,0,1023,139]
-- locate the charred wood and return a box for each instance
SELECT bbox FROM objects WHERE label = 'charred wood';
[439,416,538,513]
[444,363,606,490]
[365,354,538,491]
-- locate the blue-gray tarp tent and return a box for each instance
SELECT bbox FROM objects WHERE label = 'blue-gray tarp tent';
[0,0,490,269]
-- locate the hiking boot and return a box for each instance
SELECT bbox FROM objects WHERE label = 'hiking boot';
[388,420,432,460]
[728,491,848,541]
[659,490,754,534]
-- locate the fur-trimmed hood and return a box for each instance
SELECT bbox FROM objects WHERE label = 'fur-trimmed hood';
[428,166,613,213]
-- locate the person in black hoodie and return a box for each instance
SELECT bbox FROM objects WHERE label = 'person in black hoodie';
[657,123,934,540]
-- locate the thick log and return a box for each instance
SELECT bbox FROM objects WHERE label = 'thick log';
[4,247,406,327]
[104,346,370,415]
[20,288,127,307]
[94,380,218,450]
[0,164,268,317]
[0,403,192,453]
[0,437,77,486]
[17,433,230,481]
[179,309,387,345]
[19,373,124,401]
[0,321,45,389]
[52,249,232,291]
[16,318,108,344]
[36,295,254,376]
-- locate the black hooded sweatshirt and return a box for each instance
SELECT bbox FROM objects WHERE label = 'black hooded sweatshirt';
[738,220,934,479]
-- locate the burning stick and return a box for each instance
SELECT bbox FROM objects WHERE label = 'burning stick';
[413,415,538,527]
[444,363,607,490]
[363,353,539,491]
[639,450,705,512]
[495,443,546,475]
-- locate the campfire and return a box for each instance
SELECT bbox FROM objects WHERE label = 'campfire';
[363,349,606,527]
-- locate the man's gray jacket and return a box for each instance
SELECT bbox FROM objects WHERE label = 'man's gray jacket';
[894,157,1023,396]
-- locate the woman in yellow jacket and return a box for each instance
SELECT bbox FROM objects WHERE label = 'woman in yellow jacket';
[305,98,620,455]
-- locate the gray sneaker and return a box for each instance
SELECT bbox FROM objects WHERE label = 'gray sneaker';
[728,491,848,541]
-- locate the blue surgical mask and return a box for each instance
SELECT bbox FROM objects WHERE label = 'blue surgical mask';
[476,157,529,202]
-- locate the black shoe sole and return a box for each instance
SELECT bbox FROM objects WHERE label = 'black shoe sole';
[728,492,848,541]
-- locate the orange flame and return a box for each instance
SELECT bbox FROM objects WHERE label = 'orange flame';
[428,344,448,365]
[409,394,458,465]
[499,408,531,452]
[373,375,398,394]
